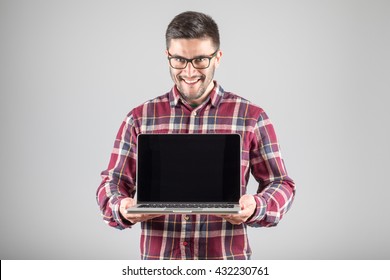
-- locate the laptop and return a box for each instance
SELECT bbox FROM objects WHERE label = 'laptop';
[126,133,242,214]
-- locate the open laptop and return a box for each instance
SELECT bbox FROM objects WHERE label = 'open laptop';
[126,133,242,214]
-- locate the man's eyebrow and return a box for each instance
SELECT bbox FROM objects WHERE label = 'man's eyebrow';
[168,51,209,59]
[170,54,186,58]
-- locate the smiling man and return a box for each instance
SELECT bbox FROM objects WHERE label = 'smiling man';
[97,11,296,260]
[167,39,220,105]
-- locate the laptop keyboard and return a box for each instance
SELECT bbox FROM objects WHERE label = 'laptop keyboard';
[138,203,235,208]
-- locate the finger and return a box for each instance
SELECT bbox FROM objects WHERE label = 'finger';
[125,214,142,224]
[225,218,243,225]
[238,208,252,218]
[119,198,136,217]
[127,213,162,224]
[226,211,253,224]
[145,214,163,220]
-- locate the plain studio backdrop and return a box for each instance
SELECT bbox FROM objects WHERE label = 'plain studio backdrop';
[0,0,389,260]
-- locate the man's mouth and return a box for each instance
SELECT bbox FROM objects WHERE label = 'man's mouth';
[180,76,203,85]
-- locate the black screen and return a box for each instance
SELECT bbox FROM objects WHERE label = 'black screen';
[136,134,241,203]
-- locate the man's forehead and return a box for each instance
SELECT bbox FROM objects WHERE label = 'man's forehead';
[168,38,216,56]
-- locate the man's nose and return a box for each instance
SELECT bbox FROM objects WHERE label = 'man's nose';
[183,61,198,76]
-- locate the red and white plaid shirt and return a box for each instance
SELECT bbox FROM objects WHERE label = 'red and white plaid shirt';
[97,81,295,259]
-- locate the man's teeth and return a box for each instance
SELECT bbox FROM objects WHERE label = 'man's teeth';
[183,79,199,83]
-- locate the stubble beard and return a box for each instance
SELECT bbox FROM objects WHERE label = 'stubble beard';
[170,67,215,104]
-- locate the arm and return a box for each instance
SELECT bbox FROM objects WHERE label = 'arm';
[96,114,138,229]
[245,110,296,227]
[217,110,295,226]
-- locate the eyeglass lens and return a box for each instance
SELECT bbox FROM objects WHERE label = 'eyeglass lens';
[169,57,210,69]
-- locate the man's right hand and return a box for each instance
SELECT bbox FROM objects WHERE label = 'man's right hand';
[119,197,163,224]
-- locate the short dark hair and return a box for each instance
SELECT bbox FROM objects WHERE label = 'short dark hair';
[165,11,220,50]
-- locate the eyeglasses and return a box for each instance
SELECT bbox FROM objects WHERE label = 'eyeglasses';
[167,49,219,69]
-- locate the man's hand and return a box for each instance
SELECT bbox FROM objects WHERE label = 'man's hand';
[119,197,162,224]
[216,194,257,225]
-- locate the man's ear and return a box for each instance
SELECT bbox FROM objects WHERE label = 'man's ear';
[214,50,223,68]
[165,50,170,66]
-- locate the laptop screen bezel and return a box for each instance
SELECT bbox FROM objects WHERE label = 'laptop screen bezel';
[135,133,242,204]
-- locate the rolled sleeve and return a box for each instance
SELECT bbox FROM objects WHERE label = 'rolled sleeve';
[246,110,296,227]
[96,113,138,230]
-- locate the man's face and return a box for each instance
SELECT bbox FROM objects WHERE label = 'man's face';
[167,38,222,105]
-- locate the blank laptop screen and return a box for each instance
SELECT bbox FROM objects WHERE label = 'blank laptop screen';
[136,134,241,203]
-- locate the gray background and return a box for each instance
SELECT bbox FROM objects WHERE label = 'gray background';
[1,0,389,259]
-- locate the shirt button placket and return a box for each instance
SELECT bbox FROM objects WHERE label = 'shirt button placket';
[182,215,192,257]
[190,110,199,133]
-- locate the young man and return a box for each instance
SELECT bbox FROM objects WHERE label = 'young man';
[97,11,295,260]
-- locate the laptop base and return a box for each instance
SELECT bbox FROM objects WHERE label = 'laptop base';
[126,205,241,214]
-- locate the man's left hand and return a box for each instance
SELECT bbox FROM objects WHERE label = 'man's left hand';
[216,194,257,225]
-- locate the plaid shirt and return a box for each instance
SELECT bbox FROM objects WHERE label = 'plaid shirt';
[97,82,295,260]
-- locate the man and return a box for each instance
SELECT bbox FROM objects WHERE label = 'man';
[96,11,295,260]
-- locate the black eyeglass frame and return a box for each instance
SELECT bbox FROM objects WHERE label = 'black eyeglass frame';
[167,49,219,69]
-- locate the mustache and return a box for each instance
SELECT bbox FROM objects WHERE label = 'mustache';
[178,75,205,80]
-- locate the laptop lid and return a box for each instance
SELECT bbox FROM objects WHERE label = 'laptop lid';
[127,133,241,214]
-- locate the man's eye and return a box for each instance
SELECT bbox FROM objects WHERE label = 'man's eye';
[194,57,206,62]
[174,58,186,63]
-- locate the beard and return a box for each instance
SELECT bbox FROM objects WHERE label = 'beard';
[170,67,215,104]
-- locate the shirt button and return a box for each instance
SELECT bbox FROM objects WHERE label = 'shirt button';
[192,111,197,116]
[183,241,188,246]
[184,215,190,221]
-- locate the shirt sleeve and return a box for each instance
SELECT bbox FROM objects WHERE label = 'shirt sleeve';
[96,113,138,230]
[245,110,296,227]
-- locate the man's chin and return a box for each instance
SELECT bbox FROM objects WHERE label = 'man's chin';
[178,83,201,95]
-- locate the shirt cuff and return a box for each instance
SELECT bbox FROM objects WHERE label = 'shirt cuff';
[112,197,135,229]
[245,195,267,225]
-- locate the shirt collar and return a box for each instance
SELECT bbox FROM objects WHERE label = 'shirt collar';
[169,81,224,108]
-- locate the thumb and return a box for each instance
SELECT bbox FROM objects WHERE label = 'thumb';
[120,197,136,212]
[239,194,251,207]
